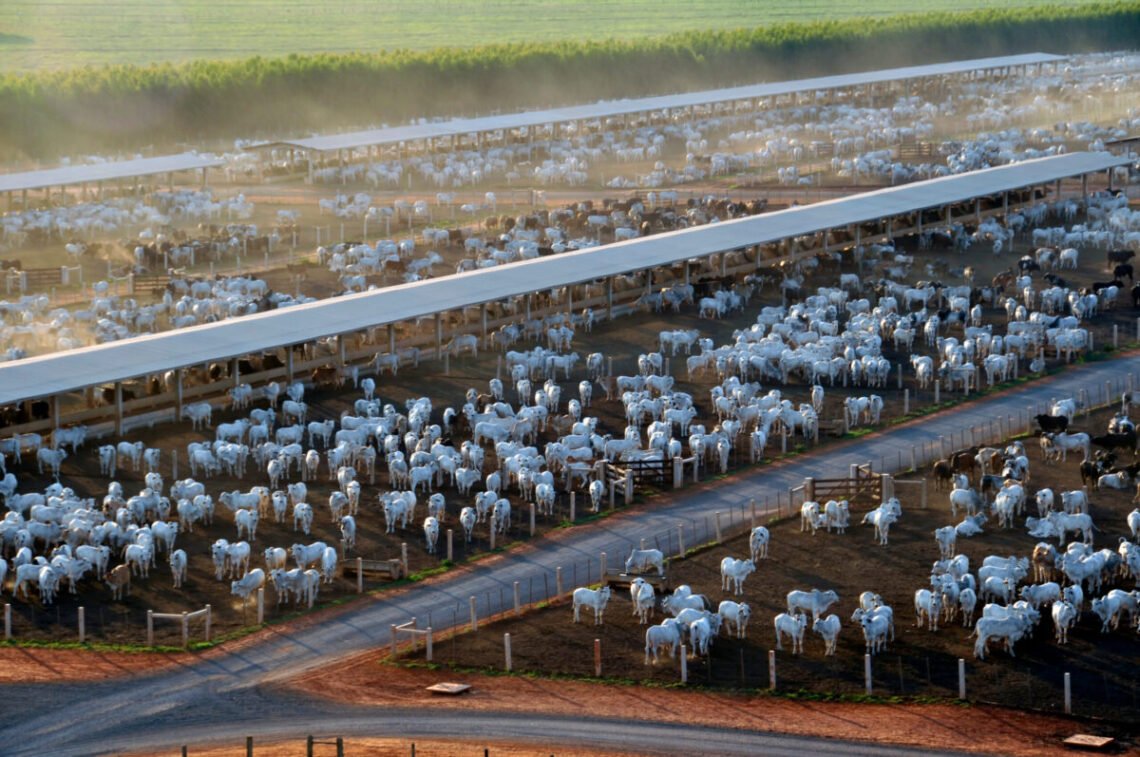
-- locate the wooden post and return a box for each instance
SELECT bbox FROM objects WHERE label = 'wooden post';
[600,551,607,578]
[768,649,776,689]
[958,658,966,699]
[336,737,344,757]
[257,588,265,624]
[205,604,212,642]
[504,632,512,672]
[78,606,85,643]
[470,596,478,631]
[594,638,602,676]
[247,736,254,757]
[447,529,453,562]
[1064,672,1072,714]
[513,581,521,615]
[680,645,688,683]
[401,542,408,576]
[556,566,563,595]
[147,610,154,646]
[865,654,872,694]
[307,735,314,757]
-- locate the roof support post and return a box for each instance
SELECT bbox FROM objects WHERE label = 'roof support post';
[285,346,294,384]
[114,381,124,437]
[175,368,184,419]
[231,357,240,390]
[1107,168,1114,192]
[435,313,444,361]
[51,395,61,436]
[388,324,396,357]
[916,210,923,235]
[337,334,347,371]
[1081,174,1089,206]
[606,277,614,321]
[481,303,489,348]
[1002,191,1009,218]
[974,197,981,224]
[1054,178,1061,200]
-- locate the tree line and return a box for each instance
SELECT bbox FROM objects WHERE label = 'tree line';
[1,2,1137,161]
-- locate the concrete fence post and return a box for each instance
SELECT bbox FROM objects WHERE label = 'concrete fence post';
[181,612,189,649]
[594,638,602,677]
[504,632,512,672]
[1064,672,1072,714]
[680,645,688,683]
[714,511,723,543]
[750,498,757,528]
[600,551,607,578]
[904,388,909,415]
[78,606,85,643]
[147,610,154,646]
[556,566,563,596]
[529,503,535,536]
[678,524,685,555]
[257,588,265,624]
[401,542,408,576]
[768,649,776,690]
[513,581,521,615]
[864,653,872,694]
[569,492,576,522]
[958,658,966,699]
[447,529,453,562]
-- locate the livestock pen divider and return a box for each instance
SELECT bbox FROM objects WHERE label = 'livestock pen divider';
[147,604,211,648]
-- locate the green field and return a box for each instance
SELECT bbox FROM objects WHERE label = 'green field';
[0,0,1110,73]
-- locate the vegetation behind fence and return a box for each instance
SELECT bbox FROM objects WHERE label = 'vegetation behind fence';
[3,2,1140,159]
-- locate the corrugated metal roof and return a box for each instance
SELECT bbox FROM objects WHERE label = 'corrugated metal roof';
[0,150,1121,407]
[256,53,1064,154]
[0,153,224,194]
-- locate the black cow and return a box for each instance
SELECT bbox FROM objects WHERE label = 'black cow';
[1017,255,1040,273]
[1107,249,1136,267]
[1113,263,1134,282]
[1035,413,1069,434]
[1091,432,1137,453]
[1090,279,1123,294]
[1133,283,1140,308]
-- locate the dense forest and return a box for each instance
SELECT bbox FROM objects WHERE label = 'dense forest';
[1,2,1138,160]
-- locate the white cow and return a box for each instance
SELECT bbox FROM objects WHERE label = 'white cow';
[774,611,807,654]
[572,585,612,625]
[719,557,755,596]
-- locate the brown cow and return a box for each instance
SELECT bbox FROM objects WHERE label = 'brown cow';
[310,365,343,388]
[950,450,977,483]
[104,564,131,601]
[932,459,953,491]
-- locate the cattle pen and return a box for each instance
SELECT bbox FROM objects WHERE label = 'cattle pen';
[0,152,1127,443]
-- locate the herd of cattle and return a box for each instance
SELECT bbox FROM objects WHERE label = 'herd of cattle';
[570,393,1140,669]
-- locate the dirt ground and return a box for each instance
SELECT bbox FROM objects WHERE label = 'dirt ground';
[283,661,1137,757]
[398,402,1140,724]
[6,214,1140,646]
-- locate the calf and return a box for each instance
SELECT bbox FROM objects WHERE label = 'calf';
[104,564,131,600]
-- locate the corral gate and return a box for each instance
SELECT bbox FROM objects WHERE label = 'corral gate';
[804,463,883,507]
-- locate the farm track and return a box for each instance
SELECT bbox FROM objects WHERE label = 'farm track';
[0,353,1136,755]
